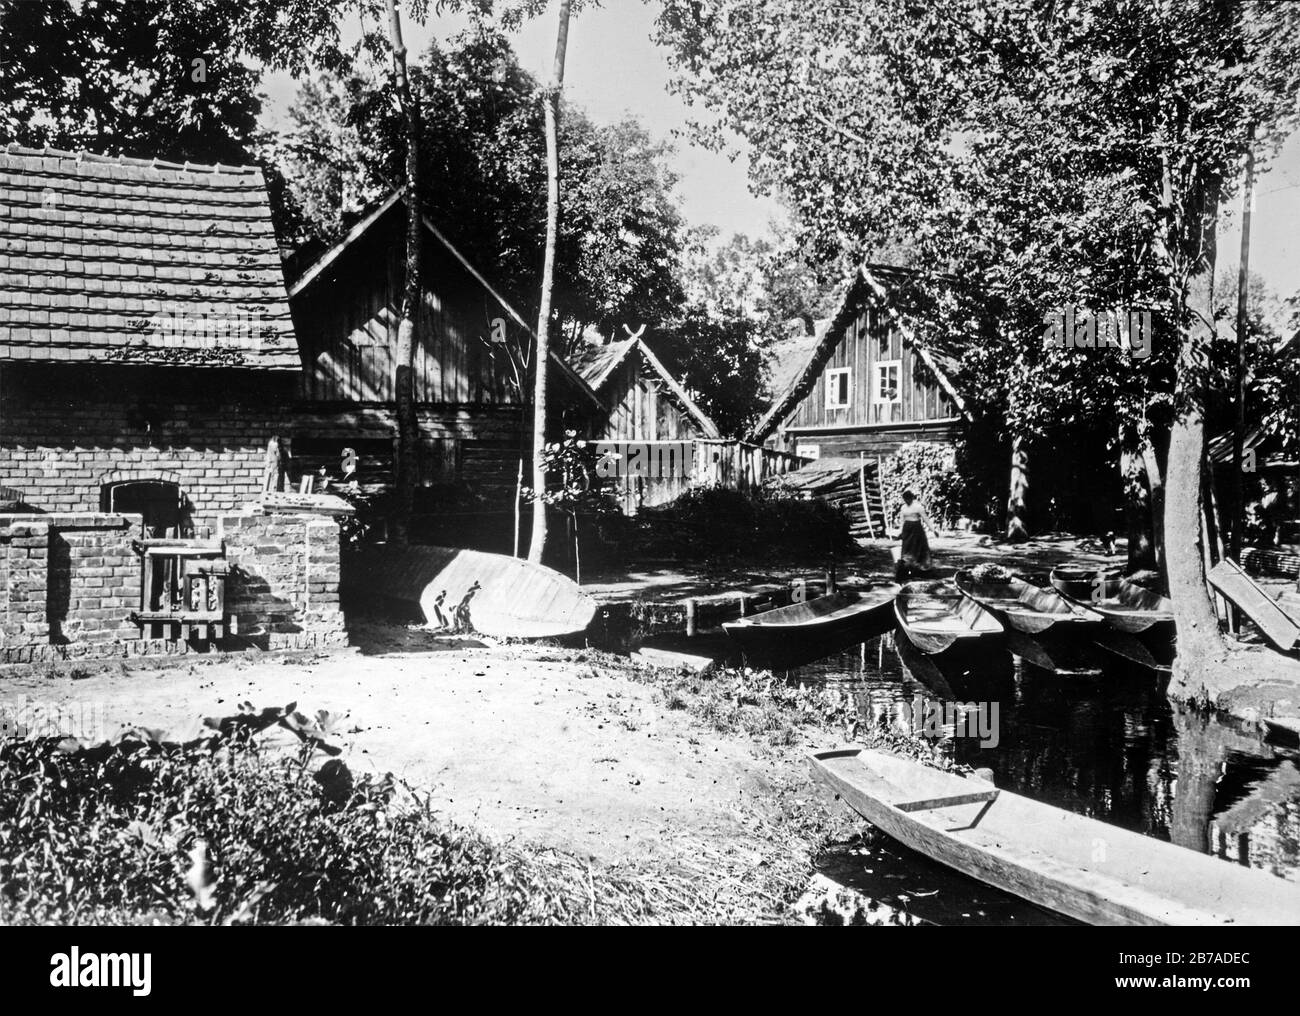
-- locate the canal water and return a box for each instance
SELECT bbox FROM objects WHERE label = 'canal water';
[765,633,1300,925]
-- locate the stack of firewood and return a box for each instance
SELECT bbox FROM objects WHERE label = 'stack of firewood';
[766,458,887,541]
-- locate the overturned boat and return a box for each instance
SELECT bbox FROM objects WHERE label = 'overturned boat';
[345,544,597,638]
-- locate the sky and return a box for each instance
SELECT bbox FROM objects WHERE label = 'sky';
[262,1,1300,313]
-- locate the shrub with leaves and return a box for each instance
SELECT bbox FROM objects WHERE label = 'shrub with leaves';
[0,732,574,926]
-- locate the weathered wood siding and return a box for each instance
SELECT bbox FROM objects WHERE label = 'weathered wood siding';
[593,348,702,444]
[585,346,713,512]
[292,217,524,406]
[782,421,961,458]
[783,303,955,432]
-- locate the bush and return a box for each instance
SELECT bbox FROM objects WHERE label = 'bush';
[0,734,573,925]
[634,485,854,562]
[878,442,963,530]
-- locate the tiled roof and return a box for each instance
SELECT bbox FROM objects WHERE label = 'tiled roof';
[0,144,298,369]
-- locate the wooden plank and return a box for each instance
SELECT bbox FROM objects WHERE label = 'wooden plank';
[1209,559,1300,651]
[896,790,999,813]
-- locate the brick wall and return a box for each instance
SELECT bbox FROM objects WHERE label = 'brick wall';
[0,509,346,664]
[0,363,295,527]
[219,510,345,649]
[0,512,139,661]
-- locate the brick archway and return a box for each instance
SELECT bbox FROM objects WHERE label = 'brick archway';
[99,472,191,537]
[98,468,183,490]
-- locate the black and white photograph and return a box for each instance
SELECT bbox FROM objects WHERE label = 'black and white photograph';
[0,0,1297,973]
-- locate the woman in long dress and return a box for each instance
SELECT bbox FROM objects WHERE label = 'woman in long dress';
[895,489,933,579]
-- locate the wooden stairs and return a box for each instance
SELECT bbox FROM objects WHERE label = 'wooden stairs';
[767,455,889,541]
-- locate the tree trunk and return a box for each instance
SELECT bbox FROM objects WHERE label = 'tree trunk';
[1006,434,1029,541]
[528,0,571,564]
[1166,223,1229,688]
[387,0,420,546]
[1165,399,1224,666]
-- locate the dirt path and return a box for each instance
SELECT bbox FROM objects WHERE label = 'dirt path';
[3,630,828,874]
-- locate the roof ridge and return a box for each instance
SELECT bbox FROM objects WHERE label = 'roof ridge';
[2,142,261,175]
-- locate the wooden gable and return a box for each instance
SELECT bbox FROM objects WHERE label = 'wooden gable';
[786,297,957,431]
[570,338,720,441]
[599,345,708,442]
[289,204,526,405]
[748,267,966,447]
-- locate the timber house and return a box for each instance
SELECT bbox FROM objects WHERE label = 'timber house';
[569,334,720,512]
[750,264,969,460]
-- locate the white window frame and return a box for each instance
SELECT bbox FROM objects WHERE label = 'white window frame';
[874,359,902,406]
[796,443,821,461]
[825,367,852,409]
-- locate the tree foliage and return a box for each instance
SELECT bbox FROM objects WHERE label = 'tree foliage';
[0,0,263,164]
[274,29,687,348]
[655,0,1300,434]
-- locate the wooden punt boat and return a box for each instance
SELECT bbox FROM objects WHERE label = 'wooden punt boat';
[1050,567,1174,635]
[955,570,1102,634]
[810,747,1300,925]
[722,585,897,660]
[894,581,1003,655]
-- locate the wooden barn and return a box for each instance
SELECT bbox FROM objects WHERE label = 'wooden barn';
[286,190,602,528]
[748,264,969,460]
[569,335,720,511]
[570,335,718,444]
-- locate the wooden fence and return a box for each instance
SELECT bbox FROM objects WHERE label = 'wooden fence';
[601,439,808,514]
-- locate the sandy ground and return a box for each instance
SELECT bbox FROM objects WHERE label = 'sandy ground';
[3,625,826,872]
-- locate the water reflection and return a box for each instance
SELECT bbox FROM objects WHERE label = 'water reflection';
[746,631,1300,924]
